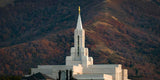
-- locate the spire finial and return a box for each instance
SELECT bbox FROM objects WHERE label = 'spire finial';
[76,6,83,29]
[78,6,80,14]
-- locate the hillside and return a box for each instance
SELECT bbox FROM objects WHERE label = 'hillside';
[0,0,160,80]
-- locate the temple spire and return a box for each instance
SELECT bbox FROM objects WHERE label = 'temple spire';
[76,6,83,29]
[66,6,93,66]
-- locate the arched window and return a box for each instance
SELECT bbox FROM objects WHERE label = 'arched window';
[77,36,80,56]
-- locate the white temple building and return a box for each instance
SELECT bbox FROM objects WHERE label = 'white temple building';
[30,6,130,80]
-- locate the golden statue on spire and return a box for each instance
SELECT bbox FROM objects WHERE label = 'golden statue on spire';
[78,6,80,14]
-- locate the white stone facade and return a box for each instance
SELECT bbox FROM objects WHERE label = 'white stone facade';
[30,7,130,80]
[66,13,93,67]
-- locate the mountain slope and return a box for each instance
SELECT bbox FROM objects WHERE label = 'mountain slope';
[0,0,160,80]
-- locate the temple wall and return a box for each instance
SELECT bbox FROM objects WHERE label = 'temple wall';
[122,69,128,80]
[74,74,112,80]
[73,64,83,75]
[31,65,72,79]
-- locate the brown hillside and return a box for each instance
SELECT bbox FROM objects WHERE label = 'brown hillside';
[0,0,160,80]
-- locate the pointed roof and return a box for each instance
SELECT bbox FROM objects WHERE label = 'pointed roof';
[76,6,83,29]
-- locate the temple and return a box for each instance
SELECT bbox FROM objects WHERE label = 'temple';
[29,6,130,80]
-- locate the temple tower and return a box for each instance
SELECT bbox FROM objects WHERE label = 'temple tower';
[66,6,93,67]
